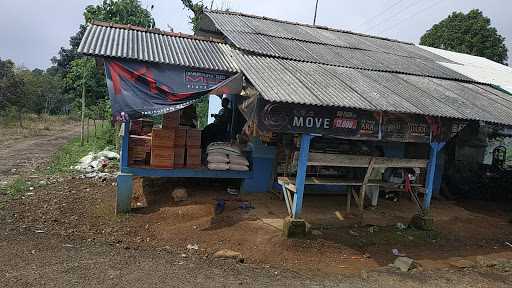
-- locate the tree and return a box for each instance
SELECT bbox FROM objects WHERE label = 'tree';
[181,0,205,33]
[52,0,155,74]
[84,0,155,28]
[64,57,107,112]
[420,9,508,64]
[0,59,27,127]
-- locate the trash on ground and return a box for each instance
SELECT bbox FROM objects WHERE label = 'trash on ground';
[74,149,119,177]
[392,248,406,256]
[392,256,415,272]
[186,244,199,250]
[213,249,244,262]
[335,211,345,221]
[396,222,407,230]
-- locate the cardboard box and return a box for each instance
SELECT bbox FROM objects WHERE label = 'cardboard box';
[162,112,180,129]
[151,128,175,148]
[173,127,187,147]
[186,128,202,148]
[186,148,202,168]
[174,147,186,168]
[150,147,175,168]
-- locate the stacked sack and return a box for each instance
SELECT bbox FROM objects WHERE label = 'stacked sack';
[207,142,249,171]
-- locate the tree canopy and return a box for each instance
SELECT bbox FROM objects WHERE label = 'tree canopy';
[52,0,155,73]
[420,9,508,64]
[181,0,205,33]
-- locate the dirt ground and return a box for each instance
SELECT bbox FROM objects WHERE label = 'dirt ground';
[0,119,80,183]
[1,129,512,287]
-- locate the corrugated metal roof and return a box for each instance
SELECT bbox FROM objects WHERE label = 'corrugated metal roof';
[203,11,469,80]
[232,52,512,125]
[78,23,239,72]
[419,45,512,94]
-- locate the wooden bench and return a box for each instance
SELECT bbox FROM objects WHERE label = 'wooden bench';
[279,153,427,215]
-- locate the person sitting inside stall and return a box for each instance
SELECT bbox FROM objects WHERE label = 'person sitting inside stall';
[202,97,233,150]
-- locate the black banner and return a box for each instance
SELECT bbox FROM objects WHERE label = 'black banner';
[256,99,380,140]
[254,98,467,143]
[381,113,430,143]
[104,59,242,121]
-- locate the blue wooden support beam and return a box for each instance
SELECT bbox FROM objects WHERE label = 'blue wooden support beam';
[116,173,133,214]
[423,141,446,210]
[120,121,130,173]
[292,134,314,219]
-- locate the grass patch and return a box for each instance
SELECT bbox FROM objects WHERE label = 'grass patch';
[3,177,30,198]
[46,124,117,175]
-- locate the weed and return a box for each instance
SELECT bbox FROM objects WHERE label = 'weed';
[5,177,30,198]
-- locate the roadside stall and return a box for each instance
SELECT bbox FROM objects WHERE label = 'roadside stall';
[79,17,512,236]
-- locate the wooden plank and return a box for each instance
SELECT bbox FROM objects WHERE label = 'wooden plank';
[373,157,427,168]
[295,152,427,169]
[352,190,360,208]
[346,187,351,213]
[360,157,375,211]
[281,184,292,216]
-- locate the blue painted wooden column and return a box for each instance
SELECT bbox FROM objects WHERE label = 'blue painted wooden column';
[292,134,313,219]
[117,121,133,214]
[423,141,446,209]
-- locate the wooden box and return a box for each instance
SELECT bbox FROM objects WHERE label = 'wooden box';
[162,112,180,129]
[174,147,186,168]
[151,128,175,148]
[186,128,202,148]
[150,147,175,168]
[186,148,202,168]
[130,119,153,135]
[173,127,187,147]
[129,135,151,164]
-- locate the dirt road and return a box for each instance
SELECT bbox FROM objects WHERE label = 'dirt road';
[0,122,80,182]
[1,123,512,287]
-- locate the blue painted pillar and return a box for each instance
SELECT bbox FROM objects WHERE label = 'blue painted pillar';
[116,173,133,213]
[423,142,446,209]
[120,121,130,172]
[116,121,133,214]
[292,134,313,219]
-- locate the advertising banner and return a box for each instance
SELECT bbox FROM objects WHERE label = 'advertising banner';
[104,59,242,121]
[256,99,380,140]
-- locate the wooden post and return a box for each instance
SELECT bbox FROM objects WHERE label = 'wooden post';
[80,74,86,146]
[291,134,313,219]
[423,142,445,209]
[359,157,375,211]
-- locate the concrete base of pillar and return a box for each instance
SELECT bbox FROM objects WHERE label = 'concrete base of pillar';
[410,212,434,231]
[282,217,310,238]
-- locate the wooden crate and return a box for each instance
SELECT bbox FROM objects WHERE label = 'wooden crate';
[129,135,151,164]
[174,147,186,168]
[151,128,175,148]
[150,147,175,168]
[162,112,180,129]
[130,119,153,135]
[174,127,187,147]
[186,128,202,148]
[186,148,202,168]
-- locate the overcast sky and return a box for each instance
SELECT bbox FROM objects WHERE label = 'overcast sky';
[1,0,511,69]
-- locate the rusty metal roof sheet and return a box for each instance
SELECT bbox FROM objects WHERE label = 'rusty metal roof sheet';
[78,23,239,72]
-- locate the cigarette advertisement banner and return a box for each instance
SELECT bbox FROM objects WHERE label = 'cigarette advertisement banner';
[255,99,467,143]
[104,59,242,121]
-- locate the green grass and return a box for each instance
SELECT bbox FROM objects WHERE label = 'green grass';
[46,124,117,175]
[3,177,30,198]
